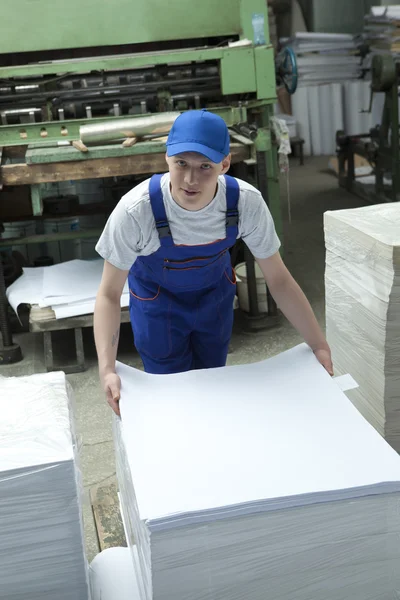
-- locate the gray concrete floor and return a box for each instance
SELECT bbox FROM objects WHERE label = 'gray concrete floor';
[0,157,366,562]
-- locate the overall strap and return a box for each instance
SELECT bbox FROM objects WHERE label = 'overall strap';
[224,174,240,239]
[149,174,174,247]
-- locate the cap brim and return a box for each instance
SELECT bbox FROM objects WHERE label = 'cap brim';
[166,142,226,164]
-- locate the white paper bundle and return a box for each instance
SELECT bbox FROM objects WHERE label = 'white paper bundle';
[114,344,400,600]
[6,258,129,319]
[324,203,400,452]
[0,371,89,600]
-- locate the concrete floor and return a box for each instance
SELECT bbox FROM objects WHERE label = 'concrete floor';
[0,156,366,562]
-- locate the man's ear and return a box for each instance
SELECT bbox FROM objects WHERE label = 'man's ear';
[221,154,231,174]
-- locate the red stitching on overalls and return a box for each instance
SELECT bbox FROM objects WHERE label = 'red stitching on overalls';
[224,268,237,285]
[129,286,160,301]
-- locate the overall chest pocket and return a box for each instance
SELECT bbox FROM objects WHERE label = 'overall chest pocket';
[162,250,228,290]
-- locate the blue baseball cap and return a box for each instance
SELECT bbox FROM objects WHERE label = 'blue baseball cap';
[166,109,230,163]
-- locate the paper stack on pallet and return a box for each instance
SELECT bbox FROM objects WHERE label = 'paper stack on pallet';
[114,344,400,600]
[325,203,400,452]
[6,258,129,320]
[0,372,89,600]
[364,5,400,55]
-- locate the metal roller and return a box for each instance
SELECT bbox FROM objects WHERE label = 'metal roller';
[79,112,180,145]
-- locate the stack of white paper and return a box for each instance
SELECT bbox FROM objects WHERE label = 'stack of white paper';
[114,344,400,600]
[0,371,89,600]
[364,5,400,55]
[325,203,400,452]
[6,258,129,319]
[281,32,362,85]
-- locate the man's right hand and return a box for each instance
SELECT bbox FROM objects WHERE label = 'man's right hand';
[102,372,122,416]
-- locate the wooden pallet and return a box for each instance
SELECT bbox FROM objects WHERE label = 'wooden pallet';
[90,480,127,551]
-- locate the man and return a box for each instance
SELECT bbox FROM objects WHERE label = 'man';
[94,109,333,415]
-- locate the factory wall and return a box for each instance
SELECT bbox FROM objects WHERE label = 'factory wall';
[299,0,375,33]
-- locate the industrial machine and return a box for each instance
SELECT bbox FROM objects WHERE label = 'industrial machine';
[336,53,400,204]
[0,0,294,365]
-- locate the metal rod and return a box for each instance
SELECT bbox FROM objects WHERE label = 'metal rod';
[256,149,278,317]
[0,255,13,347]
[244,244,260,317]
[0,76,221,105]
[80,111,180,144]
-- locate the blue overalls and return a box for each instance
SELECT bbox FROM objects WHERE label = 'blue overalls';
[128,174,239,374]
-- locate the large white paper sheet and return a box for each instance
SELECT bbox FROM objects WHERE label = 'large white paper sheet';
[53,292,130,319]
[116,343,400,527]
[42,259,104,298]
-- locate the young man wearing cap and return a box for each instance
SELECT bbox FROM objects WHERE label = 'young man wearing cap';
[94,109,332,415]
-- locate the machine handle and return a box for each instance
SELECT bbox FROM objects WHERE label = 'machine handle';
[276,46,298,95]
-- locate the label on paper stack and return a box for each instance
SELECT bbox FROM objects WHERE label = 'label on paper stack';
[114,344,400,600]
[0,372,89,600]
[325,203,400,452]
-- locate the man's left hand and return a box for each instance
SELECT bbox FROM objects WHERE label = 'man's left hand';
[314,348,334,376]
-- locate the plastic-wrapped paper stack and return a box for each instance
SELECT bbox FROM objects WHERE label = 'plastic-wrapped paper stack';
[114,344,400,600]
[0,372,89,600]
[324,203,400,452]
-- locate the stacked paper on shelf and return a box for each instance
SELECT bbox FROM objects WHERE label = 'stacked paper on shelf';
[114,343,400,600]
[6,258,129,319]
[325,203,400,452]
[364,5,400,54]
[0,371,89,600]
[281,32,362,85]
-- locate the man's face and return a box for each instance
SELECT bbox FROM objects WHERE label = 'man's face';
[166,152,231,209]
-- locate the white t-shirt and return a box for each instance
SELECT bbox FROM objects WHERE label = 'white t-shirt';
[96,173,280,271]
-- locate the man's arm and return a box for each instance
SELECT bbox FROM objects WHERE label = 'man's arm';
[94,261,129,415]
[256,252,333,375]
